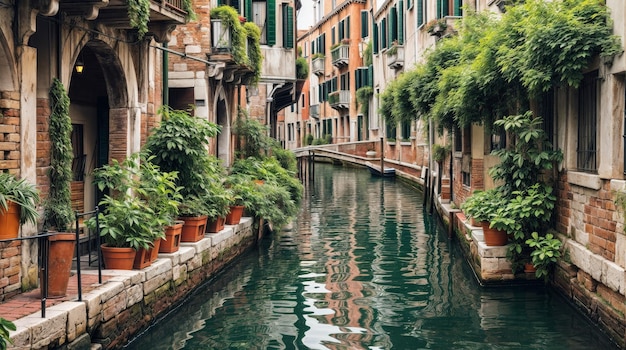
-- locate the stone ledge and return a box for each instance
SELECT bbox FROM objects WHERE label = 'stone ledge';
[568,171,602,190]
[566,238,626,295]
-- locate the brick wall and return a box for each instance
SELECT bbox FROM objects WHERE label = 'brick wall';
[1,91,23,300]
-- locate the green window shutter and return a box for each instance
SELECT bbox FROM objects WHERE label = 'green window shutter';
[332,77,337,92]
[245,0,252,21]
[441,0,448,17]
[368,65,373,86]
[373,23,379,53]
[407,0,412,10]
[361,11,368,38]
[454,0,462,16]
[267,0,276,45]
[346,16,350,38]
[436,0,441,18]
[355,69,361,89]
[338,21,344,40]
[417,0,424,26]
[283,5,294,49]
[322,33,326,54]
[398,2,404,45]
[381,18,387,49]
[389,7,397,43]
[331,26,336,45]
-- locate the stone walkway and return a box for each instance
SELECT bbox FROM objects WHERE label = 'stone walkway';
[0,273,112,321]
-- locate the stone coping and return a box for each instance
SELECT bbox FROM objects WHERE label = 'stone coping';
[6,218,254,349]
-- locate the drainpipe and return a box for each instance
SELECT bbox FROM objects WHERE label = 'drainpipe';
[163,42,169,106]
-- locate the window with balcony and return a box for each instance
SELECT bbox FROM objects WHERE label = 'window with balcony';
[417,0,425,27]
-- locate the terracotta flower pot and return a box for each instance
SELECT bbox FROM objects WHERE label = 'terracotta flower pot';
[524,263,537,274]
[481,222,508,246]
[206,216,225,233]
[101,244,136,270]
[45,233,76,298]
[179,215,207,242]
[225,205,244,225]
[0,201,20,240]
[160,221,183,253]
[133,239,161,270]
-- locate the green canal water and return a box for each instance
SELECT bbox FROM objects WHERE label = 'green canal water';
[125,163,618,349]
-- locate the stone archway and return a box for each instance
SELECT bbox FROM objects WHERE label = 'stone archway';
[68,39,130,213]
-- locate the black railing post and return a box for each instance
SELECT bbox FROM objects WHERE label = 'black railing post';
[75,212,82,301]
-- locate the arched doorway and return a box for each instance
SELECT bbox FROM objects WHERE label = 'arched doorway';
[216,92,230,166]
[68,41,129,213]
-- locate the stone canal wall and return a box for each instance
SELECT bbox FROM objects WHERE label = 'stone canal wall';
[10,218,257,349]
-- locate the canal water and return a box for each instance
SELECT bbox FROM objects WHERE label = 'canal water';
[125,163,618,349]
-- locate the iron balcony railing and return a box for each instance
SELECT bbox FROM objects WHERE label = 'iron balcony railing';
[331,45,349,68]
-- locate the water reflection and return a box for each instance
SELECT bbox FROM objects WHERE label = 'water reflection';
[125,163,617,350]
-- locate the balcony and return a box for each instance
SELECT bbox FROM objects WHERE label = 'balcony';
[387,45,404,70]
[329,90,350,111]
[310,104,320,119]
[331,45,349,68]
[312,56,325,76]
[207,17,263,85]
[56,0,189,42]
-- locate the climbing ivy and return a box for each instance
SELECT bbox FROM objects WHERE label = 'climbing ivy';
[128,0,150,38]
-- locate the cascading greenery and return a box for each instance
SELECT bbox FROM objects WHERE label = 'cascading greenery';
[45,78,73,231]
[128,0,196,38]
[244,21,263,84]
[381,0,622,133]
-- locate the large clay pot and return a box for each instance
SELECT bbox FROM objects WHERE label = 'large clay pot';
[206,216,225,233]
[133,239,161,270]
[180,215,207,242]
[101,245,136,270]
[45,233,76,298]
[0,201,20,240]
[225,205,244,225]
[160,221,183,253]
[481,222,508,246]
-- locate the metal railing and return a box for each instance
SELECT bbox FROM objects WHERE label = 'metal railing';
[0,207,101,318]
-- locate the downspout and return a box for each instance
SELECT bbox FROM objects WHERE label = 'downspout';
[163,42,169,106]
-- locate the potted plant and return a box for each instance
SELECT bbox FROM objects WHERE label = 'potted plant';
[143,107,221,242]
[43,78,77,297]
[461,189,507,245]
[0,317,15,349]
[425,18,447,36]
[224,174,257,225]
[0,173,39,240]
[526,232,562,280]
[88,154,178,269]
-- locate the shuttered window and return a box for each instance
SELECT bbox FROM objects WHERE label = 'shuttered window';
[361,11,368,38]
[283,5,294,48]
[398,1,404,45]
[389,7,397,44]
[417,0,424,27]
[381,18,387,49]
[331,26,336,45]
[267,0,276,45]
[373,23,379,53]
[245,0,252,21]
[340,72,350,90]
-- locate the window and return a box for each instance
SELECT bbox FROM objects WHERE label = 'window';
[381,18,387,49]
[577,70,599,173]
[454,126,462,152]
[401,120,411,141]
[388,8,397,45]
[252,0,270,44]
[338,16,350,41]
[437,0,462,18]
[355,67,371,89]
[361,10,369,38]
[462,171,471,186]
[331,26,336,45]
[386,121,397,140]
[539,89,555,147]
[373,23,379,53]
[417,0,425,27]
[282,4,294,48]
[490,129,505,152]
[71,124,85,181]
[340,72,350,90]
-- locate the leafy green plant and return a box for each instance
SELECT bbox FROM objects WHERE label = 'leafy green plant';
[296,57,309,80]
[311,53,325,60]
[244,21,263,84]
[386,41,399,56]
[356,86,373,116]
[425,18,447,35]
[304,134,314,146]
[211,6,248,66]
[233,110,271,158]
[460,189,502,224]
[89,154,181,249]
[45,78,74,231]
[432,143,451,163]
[128,0,150,38]
[0,173,39,226]
[489,113,562,196]
[363,41,373,66]
[0,317,15,350]
[143,106,221,216]
[526,232,562,280]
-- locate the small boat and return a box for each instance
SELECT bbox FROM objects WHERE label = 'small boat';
[365,162,396,178]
